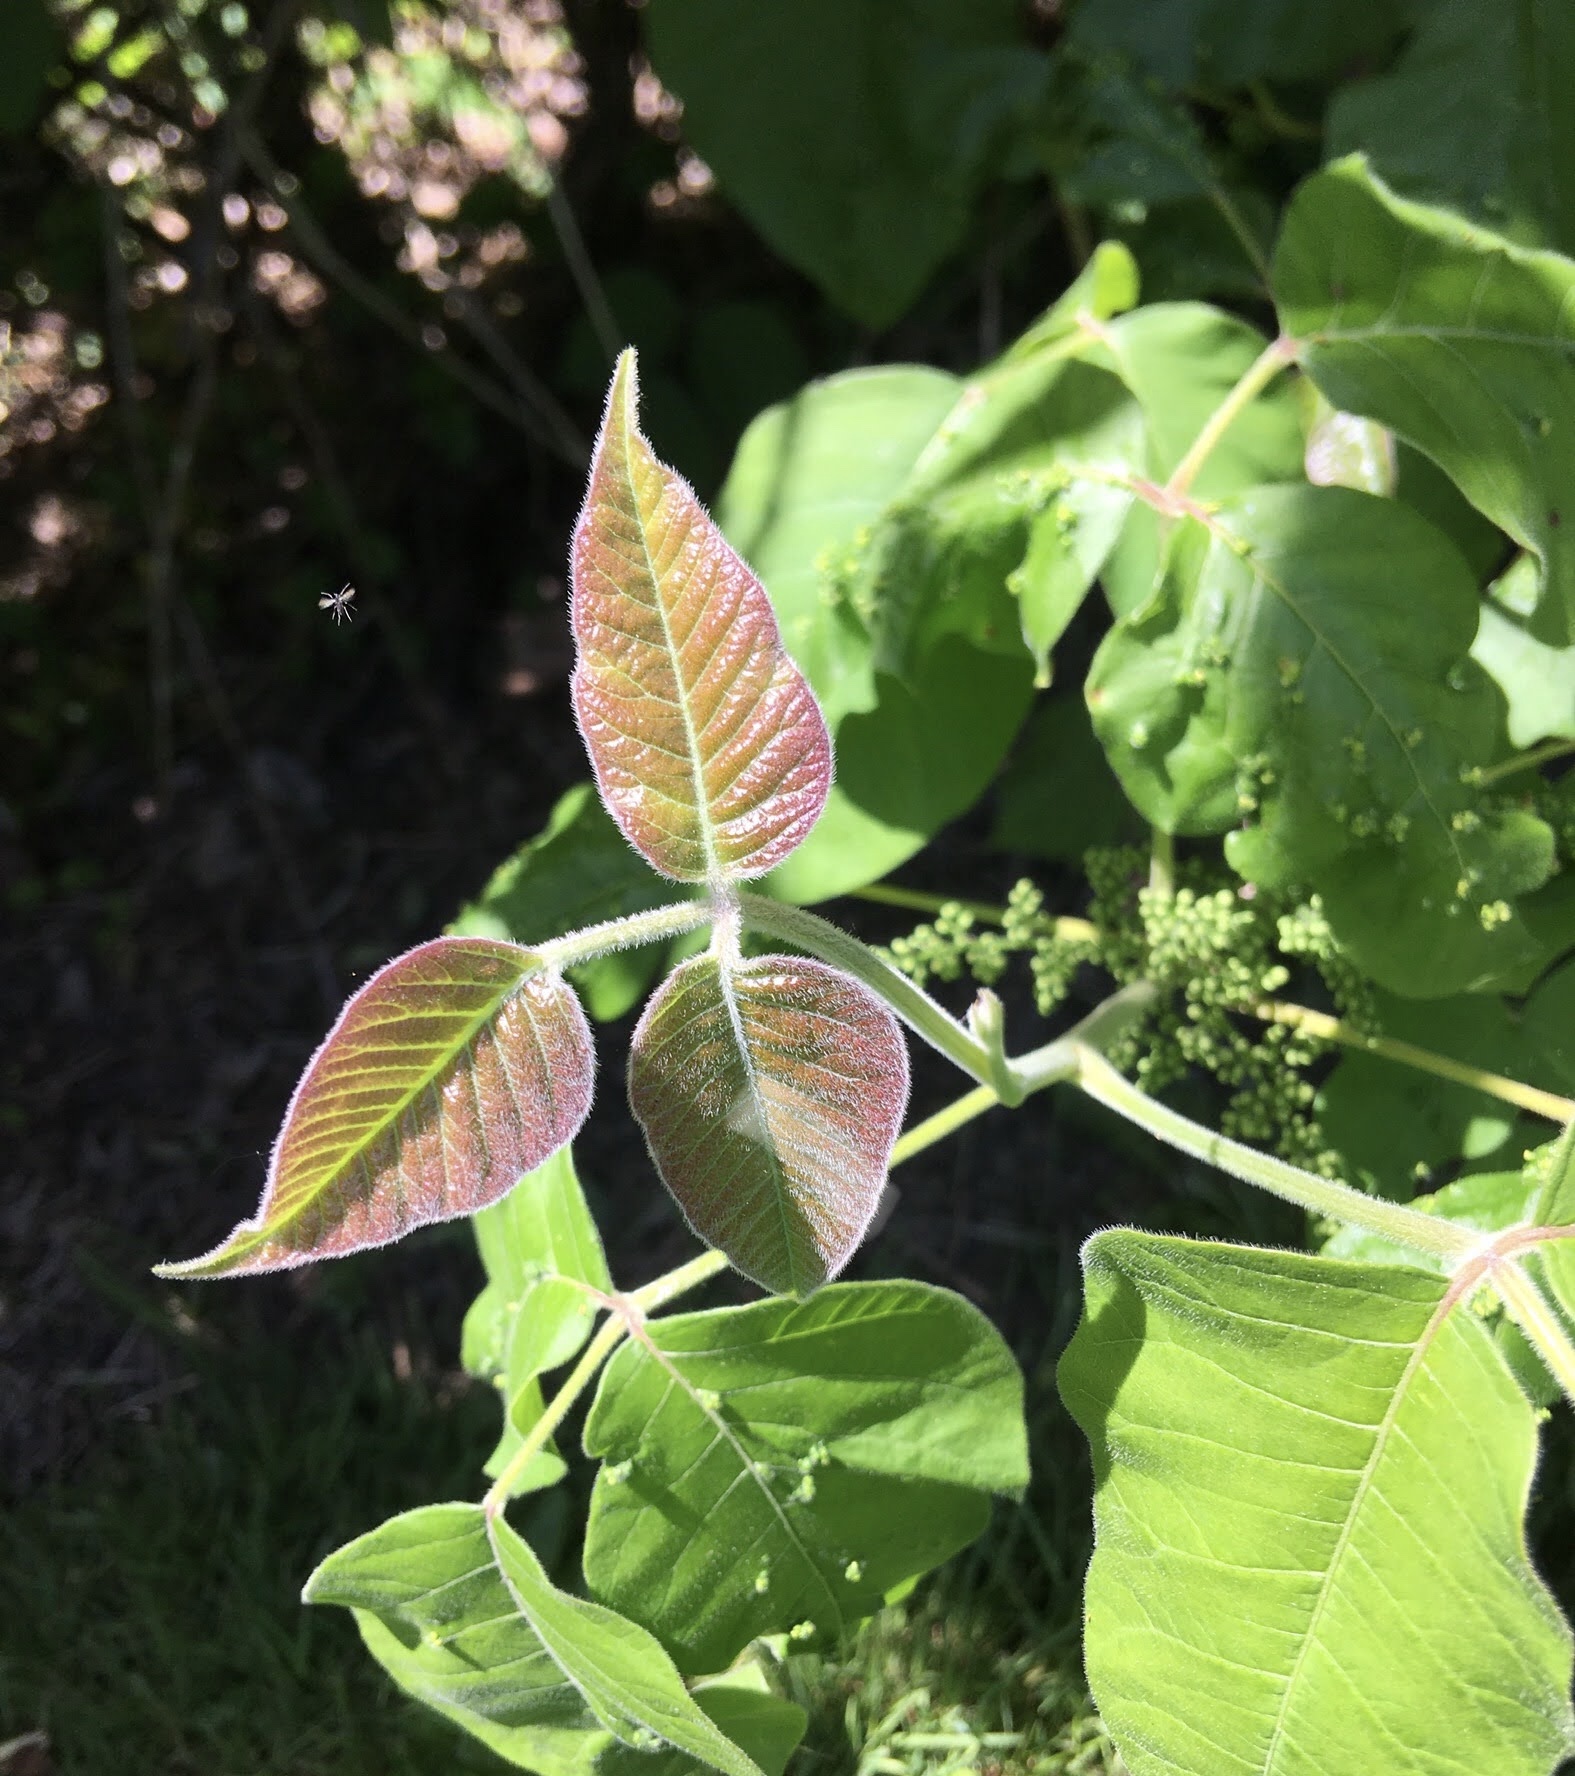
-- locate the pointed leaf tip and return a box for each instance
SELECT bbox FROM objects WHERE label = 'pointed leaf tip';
[570,348,832,883]
[629,952,908,1295]
[156,936,594,1277]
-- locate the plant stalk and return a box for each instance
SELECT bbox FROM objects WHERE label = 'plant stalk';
[1492,1260,1575,1406]
[536,899,713,971]
[1165,336,1298,500]
[1071,1045,1475,1261]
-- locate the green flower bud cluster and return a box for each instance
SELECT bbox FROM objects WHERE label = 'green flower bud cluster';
[884,846,1381,1176]
[884,882,1099,1015]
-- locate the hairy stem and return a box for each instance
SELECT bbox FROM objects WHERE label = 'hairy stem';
[1165,335,1298,500]
[1071,1045,1474,1261]
[1492,1259,1575,1406]
[737,893,995,1085]
[535,899,714,972]
[1475,736,1575,787]
[483,1249,730,1514]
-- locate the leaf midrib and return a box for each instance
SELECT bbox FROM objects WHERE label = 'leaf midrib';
[618,387,721,882]
[244,952,541,1263]
[1257,1290,1454,1774]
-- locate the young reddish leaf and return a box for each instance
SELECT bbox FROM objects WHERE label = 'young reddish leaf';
[629,951,908,1295]
[570,349,832,883]
[156,937,593,1277]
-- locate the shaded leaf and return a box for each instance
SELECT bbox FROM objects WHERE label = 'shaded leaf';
[462,1146,612,1494]
[643,0,1046,328]
[571,350,831,884]
[1069,0,1410,87]
[1087,484,1558,994]
[582,1282,1028,1673]
[1276,157,1575,641]
[629,951,908,1296]
[989,692,1145,863]
[1328,0,1575,258]
[1319,986,1558,1194]
[305,1504,765,1776]
[1059,1230,1575,1776]
[156,938,593,1277]
[451,782,702,1022]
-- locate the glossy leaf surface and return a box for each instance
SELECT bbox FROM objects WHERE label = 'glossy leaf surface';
[156,938,593,1276]
[461,1145,612,1493]
[582,1282,1027,1673]
[1277,157,1575,640]
[305,1504,766,1776]
[1060,1230,1575,1776]
[451,781,702,1022]
[570,350,830,884]
[629,952,907,1296]
[1087,485,1557,995]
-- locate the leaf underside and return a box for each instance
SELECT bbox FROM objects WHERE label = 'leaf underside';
[629,951,908,1296]
[571,349,831,884]
[156,937,593,1277]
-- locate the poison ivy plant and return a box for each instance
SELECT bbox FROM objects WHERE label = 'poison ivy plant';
[160,137,1575,1776]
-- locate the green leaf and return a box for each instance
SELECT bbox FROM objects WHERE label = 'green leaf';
[1525,955,1575,1095]
[462,1146,612,1494]
[571,350,831,884]
[1086,484,1558,995]
[582,1282,1028,1673]
[1302,393,1396,496]
[628,952,908,1295]
[714,268,1142,901]
[451,783,702,1022]
[155,938,593,1276]
[643,0,1046,328]
[1069,0,1410,87]
[1328,0,1575,258]
[1275,156,1575,642]
[1472,557,1575,749]
[1076,303,1306,618]
[1059,1230,1575,1776]
[305,1504,766,1776]
[1319,987,1559,1194]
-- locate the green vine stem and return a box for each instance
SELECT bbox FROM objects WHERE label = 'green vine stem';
[1486,1258,1575,1406]
[1071,1045,1475,1263]
[1474,736,1575,787]
[536,898,714,972]
[481,1249,732,1516]
[1165,334,1299,500]
[738,892,995,1084]
[1252,999,1574,1125]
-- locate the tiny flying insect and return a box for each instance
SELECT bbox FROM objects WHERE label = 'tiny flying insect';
[319,582,356,624]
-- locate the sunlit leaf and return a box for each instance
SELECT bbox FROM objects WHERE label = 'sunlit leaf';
[1060,1230,1575,1776]
[571,350,831,884]
[1276,156,1575,641]
[582,1282,1028,1673]
[155,937,593,1277]
[305,1504,766,1776]
[629,951,907,1296]
[1086,484,1558,994]
[462,1145,612,1494]
[1472,556,1575,750]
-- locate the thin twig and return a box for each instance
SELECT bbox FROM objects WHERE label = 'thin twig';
[545,176,620,366]
[239,130,587,467]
